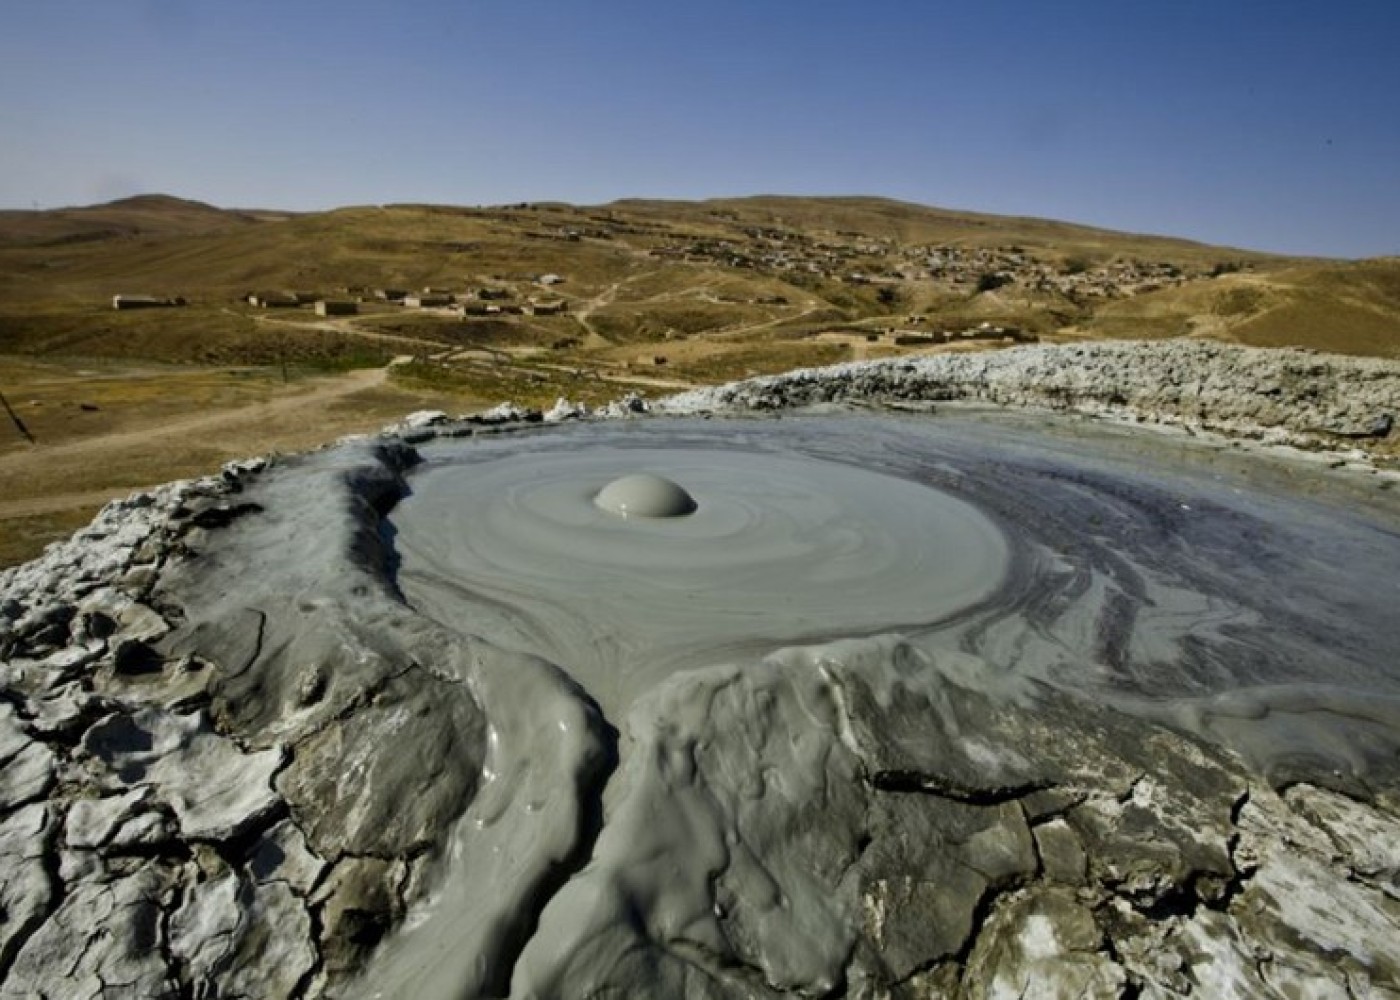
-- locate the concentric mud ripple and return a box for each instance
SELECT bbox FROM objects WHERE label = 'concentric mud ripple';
[393,414,1400,780]
[393,443,1009,717]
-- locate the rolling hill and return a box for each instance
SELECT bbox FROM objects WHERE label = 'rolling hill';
[3,192,1393,367]
[1,192,1397,568]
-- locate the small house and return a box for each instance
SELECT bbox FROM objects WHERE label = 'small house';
[315,300,358,317]
[405,294,453,309]
[113,295,183,310]
[250,293,299,308]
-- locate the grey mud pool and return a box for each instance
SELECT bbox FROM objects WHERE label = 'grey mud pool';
[156,409,1400,999]
[393,414,1400,769]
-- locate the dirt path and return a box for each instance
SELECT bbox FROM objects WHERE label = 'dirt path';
[571,270,665,348]
[0,367,390,519]
[3,367,386,469]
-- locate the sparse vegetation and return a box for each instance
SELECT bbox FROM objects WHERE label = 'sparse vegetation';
[2,191,1398,568]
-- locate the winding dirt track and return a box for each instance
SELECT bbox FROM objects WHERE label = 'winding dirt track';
[0,366,389,519]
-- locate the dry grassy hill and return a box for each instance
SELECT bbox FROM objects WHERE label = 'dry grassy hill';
[1081,258,1400,357]
[0,194,268,248]
[4,193,1396,366]
[0,192,1397,566]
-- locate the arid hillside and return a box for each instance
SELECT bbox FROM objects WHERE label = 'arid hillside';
[1,193,1396,564]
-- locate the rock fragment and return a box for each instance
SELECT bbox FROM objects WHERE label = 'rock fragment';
[170,870,317,999]
[81,707,285,842]
[963,886,1126,999]
[3,864,178,999]
[0,804,55,975]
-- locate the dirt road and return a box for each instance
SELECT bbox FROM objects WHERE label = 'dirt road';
[0,366,393,521]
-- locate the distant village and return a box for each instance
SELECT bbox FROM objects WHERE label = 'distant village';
[650,228,1219,302]
[113,273,570,317]
[108,208,1247,366]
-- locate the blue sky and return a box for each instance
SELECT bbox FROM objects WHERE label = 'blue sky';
[1,1,1397,257]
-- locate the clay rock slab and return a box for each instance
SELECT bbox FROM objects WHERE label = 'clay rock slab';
[276,670,486,860]
[81,707,284,842]
[171,870,317,999]
[2,864,178,999]
[0,804,55,974]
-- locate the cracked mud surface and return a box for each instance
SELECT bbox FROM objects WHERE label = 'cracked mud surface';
[2,342,1400,999]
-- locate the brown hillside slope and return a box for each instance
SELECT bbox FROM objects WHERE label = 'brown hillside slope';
[1085,258,1400,358]
[609,195,1288,266]
[0,194,267,248]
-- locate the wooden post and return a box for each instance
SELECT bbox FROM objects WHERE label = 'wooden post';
[0,389,36,444]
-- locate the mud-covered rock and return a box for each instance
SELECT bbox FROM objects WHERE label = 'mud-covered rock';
[80,707,285,842]
[277,671,486,860]
[171,869,317,998]
[0,804,55,974]
[2,864,178,999]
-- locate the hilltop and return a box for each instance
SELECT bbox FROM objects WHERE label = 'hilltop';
[0,194,274,248]
[1,192,1397,564]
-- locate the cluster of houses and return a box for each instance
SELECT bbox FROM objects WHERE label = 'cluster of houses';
[645,221,1212,305]
[897,246,1205,300]
[875,322,1039,347]
[648,225,891,279]
[244,291,353,313]
[239,276,570,320]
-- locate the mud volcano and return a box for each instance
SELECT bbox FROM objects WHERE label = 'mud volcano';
[392,437,1008,719]
[179,412,1399,998]
[5,358,1400,999]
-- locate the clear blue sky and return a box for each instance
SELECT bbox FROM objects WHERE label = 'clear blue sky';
[2,1,1397,257]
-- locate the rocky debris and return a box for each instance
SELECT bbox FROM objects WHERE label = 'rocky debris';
[594,390,650,418]
[474,401,542,425]
[0,804,55,975]
[2,864,179,999]
[659,339,1400,455]
[0,455,375,998]
[543,396,589,422]
[171,868,318,999]
[399,409,449,429]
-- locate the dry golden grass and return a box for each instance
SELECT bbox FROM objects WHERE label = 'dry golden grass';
[1086,263,1400,357]
[0,359,516,567]
[2,193,1397,569]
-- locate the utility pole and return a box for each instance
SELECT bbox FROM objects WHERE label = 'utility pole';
[0,389,36,444]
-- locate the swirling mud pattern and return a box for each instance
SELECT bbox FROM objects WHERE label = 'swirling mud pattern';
[395,415,1400,765]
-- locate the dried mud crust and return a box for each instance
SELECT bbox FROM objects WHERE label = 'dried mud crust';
[660,338,1400,457]
[0,341,1398,999]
